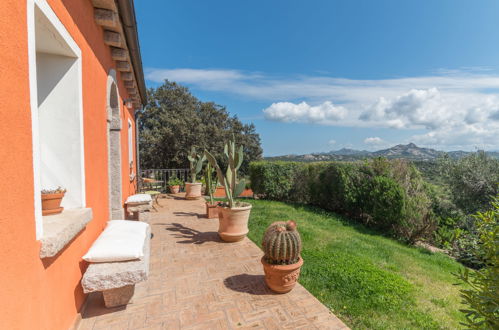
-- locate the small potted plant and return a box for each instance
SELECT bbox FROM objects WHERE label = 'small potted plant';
[41,187,66,215]
[205,137,251,242]
[167,175,183,194]
[204,162,219,218]
[261,220,303,293]
[185,146,206,199]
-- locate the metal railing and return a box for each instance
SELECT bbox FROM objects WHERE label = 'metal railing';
[139,168,189,192]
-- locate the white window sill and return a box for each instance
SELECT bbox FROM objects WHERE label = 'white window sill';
[40,208,93,258]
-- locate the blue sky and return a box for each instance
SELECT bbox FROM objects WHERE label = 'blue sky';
[135,0,499,156]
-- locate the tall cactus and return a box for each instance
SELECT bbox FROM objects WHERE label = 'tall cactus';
[187,146,206,183]
[205,137,245,208]
[204,162,216,204]
[262,221,302,265]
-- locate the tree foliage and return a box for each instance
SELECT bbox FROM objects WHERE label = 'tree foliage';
[138,81,262,174]
[456,194,499,329]
[439,152,499,214]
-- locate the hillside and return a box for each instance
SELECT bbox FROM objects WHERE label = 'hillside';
[247,199,466,329]
[265,143,499,162]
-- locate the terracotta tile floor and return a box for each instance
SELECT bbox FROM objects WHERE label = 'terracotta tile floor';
[78,195,348,330]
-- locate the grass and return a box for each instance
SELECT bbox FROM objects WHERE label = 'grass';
[245,199,467,329]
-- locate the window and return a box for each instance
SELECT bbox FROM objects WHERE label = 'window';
[28,0,85,239]
[128,119,133,167]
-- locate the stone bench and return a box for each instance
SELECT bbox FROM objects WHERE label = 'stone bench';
[81,225,150,307]
[125,194,153,221]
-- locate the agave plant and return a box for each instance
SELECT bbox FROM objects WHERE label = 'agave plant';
[187,146,206,183]
[205,137,246,208]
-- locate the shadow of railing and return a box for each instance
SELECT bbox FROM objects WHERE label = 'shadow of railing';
[165,222,221,244]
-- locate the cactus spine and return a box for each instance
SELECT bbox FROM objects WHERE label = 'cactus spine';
[204,137,245,208]
[262,221,302,265]
[187,146,206,183]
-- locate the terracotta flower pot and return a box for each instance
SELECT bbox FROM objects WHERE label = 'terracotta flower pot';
[214,186,226,197]
[185,182,202,199]
[41,192,65,216]
[169,185,180,194]
[206,202,220,219]
[261,257,303,293]
[218,204,252,242]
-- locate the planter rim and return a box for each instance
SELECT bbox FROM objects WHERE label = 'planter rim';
[219,203,252,211]
[205,201,220,207]
[41,192,65,199]
[185,182,202,186]
[261,256,303,271]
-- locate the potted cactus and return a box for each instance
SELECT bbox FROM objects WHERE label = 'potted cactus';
[204,162,219,218]
[167,175,183,194]
[41,187,66,216]
[205,137,251,242]
[261,220,303,293]
[185,146,206,199]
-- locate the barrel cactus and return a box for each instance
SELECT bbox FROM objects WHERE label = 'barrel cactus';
[262,221,302,265]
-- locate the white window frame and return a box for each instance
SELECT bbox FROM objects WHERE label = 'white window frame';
[27,0,85,239]
[128,119,133,167]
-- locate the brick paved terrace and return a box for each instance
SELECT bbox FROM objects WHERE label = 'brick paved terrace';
[78,195,348,329]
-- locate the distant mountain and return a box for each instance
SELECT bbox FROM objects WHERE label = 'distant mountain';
[330,148,370,156]
[372,143,444,160]
[265,143,499,162]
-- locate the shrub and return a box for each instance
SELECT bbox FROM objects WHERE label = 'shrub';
[456,194,499,328]
[249,159,437,242]
[367,176,406,230]
[249,161,302,201]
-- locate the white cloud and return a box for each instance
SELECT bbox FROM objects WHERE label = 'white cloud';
[360,88,450,129]
[364,137,384,145]
[145,67,499,150]
[146,68,244,84]
[146,67,499,103]
[263,101,346,124]
[328,139,336,145]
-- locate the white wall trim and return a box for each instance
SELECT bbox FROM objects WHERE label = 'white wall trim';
[27,0,85,239]
[27,0,42,239]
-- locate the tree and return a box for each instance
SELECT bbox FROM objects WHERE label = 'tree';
[456,194,499,329]
[138,81,262,174]
[439,152,499,214]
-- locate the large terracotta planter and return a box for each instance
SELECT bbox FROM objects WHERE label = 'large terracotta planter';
[213,186,254,198]
[261,257,303,293]
[185,182,202,199]
[214,186,226,197]
[206,202,220,219]
[169,185,180,194]
[218,204,252,242]
[41,192,65,216]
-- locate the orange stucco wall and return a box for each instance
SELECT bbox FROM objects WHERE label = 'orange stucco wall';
[0,1,138,329]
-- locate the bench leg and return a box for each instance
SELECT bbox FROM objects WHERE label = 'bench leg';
[138,211,150,222]
[102,285,135,307]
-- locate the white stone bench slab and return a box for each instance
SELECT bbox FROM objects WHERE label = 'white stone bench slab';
[125,194,153,221]
[81,225,150,307]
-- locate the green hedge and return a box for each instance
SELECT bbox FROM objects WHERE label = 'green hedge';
[249,159,436,243]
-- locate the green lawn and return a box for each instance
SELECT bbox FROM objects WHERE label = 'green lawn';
[245,199,466,329]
